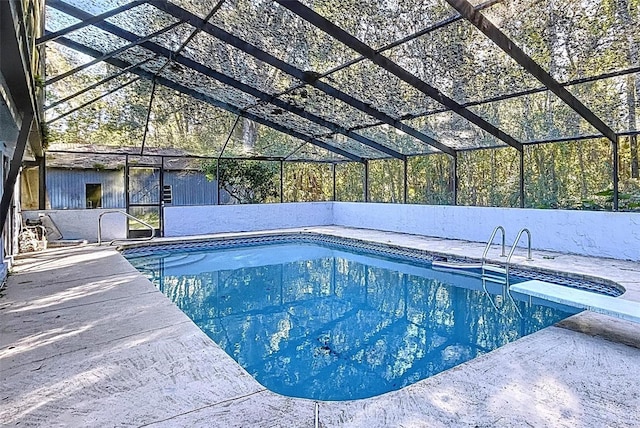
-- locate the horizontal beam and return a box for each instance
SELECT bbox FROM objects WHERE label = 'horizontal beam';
[153,1,455,157]
[445,0,618,144]
[46,148,354,164]
[276,0,523,152]
[403,65,640,121]
[51,37,364,163]
[49,0,401,160]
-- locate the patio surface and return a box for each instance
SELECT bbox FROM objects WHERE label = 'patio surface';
[1,226,639,427]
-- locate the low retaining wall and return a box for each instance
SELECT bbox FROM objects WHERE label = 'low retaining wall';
[163,202,334,236]
[24,203,639,260]
[22,209,127,242]
[332,203,639,260]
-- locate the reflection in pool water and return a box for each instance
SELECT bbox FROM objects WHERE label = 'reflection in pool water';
[126,243,577,401]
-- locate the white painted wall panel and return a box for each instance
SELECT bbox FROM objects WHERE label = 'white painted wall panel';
[23,209,127,242]
[163,202,334,236]
[24,203,639,260]
[333,203,639,260]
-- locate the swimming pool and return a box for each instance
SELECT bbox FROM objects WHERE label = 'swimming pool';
[122,234,616,401]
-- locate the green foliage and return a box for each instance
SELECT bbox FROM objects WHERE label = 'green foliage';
[39,121,50,150]
[408,155,453,205]
[201,159,279,204]
[283,163,333,202]
[458,148,521,207]
[335,162,364,202]
[368,159,404,203]
[34,75,45,89]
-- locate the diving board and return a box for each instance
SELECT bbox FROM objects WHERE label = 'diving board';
[511,280,640,324]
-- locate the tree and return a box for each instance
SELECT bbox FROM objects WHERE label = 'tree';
[201,159,279,204]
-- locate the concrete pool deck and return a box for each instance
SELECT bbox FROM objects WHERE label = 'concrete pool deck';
[1,226,639,427]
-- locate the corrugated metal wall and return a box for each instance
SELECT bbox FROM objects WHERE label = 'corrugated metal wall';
[164,171,218,206]
[47,169,125,209]
[46,169,220,209]
[129,168,160,205]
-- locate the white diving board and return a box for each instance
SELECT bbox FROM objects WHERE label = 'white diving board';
[511,280,640,324]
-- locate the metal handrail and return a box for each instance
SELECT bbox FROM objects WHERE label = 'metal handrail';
[482,225,506,262]
[98,210,155,245]
[505,228,532,265]
[505,227,532,290]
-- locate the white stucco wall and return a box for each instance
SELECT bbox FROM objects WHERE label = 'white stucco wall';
[26,203,639,260]
[23,209,127,242]
[332,203,640,260]
[163,202,334,236]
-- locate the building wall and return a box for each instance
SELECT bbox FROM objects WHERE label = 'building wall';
[47,169,126,209]
[45,169,220,209]
[163,171,218,206]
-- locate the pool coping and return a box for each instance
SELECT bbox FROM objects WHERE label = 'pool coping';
[2,226,640,427]
[119,230,626,297]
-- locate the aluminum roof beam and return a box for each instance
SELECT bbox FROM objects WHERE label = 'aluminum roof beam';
[44,21,182,86]
[47,76,141,124]
[312,0,502,89]
[45,57,154,111]
[151,0,225,79]
[36,0,146,46]
[239,0,501,122]
[153,1,455,158]
[51,37,365,163]
[444,0,618,145]
[275,0,523,152]
[405,65,640,121]
[48,0,404,160]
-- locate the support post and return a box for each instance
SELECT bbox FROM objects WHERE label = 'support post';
[613,137,619,211]
[0,112,33,236]
[280,160,284,203]
[140,78,157,155]
[453,155,458,206]
[332,163,336,202]
[519,149,525,208]
[159,156,164,237]
[216,160,220,205]
[364,160,369,202]
[403,158,408,204]
[37,155,46,209]
[216,115,241,206]
[124,155,130,234]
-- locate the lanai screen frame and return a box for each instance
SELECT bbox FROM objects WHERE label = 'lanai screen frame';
[34,0,640,211]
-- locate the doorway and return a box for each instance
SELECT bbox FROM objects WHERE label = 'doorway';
[126,165,162,238]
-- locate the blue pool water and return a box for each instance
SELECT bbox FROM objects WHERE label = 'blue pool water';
[124,239,580,401]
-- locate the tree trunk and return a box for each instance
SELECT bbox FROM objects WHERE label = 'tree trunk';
[616,0,639,178]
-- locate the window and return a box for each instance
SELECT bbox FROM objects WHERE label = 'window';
[86,183,102,209]
[162,184,172,204]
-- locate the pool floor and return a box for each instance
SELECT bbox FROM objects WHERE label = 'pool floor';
[1,226,639,427]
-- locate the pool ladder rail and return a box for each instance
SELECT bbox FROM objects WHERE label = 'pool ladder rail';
[481,226,533,316]
[97,210,156,245]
